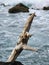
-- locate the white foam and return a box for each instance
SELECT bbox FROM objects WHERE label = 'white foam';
[0,0,49,9]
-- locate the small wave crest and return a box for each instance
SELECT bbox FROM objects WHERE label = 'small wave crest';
[0,0,49,9]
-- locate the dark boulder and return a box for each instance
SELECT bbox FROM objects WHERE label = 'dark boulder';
[0,61,23,65]
[8,3,29,13]
[0,3,6,7]
[43,6,49,10]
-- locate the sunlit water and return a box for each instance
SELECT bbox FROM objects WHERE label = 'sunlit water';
[0,6,49,65]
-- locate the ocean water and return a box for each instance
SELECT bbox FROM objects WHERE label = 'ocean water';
[0,5,49,65]
[0,0,49,9]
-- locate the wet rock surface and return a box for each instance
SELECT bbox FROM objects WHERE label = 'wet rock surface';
[8,3,29,13]
[43,6,49,10]
[0,61,23,65]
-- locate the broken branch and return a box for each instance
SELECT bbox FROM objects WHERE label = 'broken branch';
[7,13,36,62]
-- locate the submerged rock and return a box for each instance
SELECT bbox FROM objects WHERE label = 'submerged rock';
[43,6,49,10]
[8,3,29,13]
[0,61,23,65]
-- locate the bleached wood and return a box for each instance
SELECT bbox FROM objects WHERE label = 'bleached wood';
[22,45,37,51]
[7,13,36,62]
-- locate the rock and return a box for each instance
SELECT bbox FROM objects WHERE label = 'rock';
[8,3,29,13]
[0,3,6,7]
[0,61,23,65]
[43,6,49,10]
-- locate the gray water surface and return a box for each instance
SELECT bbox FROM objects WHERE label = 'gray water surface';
[0,7,49,65]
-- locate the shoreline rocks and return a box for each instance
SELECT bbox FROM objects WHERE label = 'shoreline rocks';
[31,6,49,10]
[8,3,29,13]
[43,6,49,10]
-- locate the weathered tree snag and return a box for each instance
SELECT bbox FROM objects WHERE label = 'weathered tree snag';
[7,13,37,62]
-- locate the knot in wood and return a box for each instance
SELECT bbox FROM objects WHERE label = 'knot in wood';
[19,32,31,44]
[20,32,31,39]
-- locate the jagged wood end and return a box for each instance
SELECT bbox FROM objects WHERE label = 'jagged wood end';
[23,13,36,33]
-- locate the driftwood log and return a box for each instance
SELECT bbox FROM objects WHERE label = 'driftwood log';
[7,13,37,62]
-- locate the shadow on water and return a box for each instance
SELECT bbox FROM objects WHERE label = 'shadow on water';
[0,61,23,65]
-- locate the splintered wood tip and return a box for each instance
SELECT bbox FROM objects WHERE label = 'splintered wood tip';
[29,13,36,17]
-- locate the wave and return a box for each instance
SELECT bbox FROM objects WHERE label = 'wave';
[0,0,49,9]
